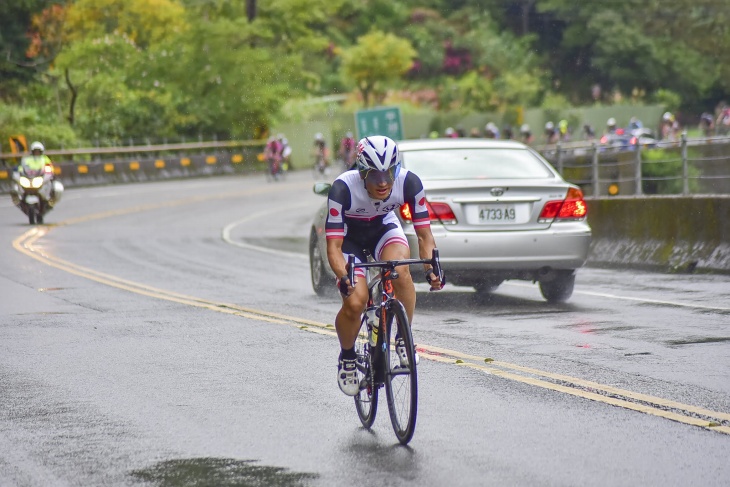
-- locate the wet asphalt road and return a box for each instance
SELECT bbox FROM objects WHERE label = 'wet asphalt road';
[1,170,729,486]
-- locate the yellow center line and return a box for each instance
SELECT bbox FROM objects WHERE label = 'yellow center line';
[11,184,730,436]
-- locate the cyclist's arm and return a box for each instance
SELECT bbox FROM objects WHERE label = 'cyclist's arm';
[326,238,348,281]
[325,179,352,283]
[404,170,443,287]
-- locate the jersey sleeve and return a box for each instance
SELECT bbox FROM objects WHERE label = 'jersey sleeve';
[403,171,431,229]
[325,179,351,240]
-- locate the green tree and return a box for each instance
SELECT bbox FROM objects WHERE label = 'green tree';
[340,31,417,107]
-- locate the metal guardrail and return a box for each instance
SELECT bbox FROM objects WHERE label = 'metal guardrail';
[2,134,729,197]
[535,134,730,197]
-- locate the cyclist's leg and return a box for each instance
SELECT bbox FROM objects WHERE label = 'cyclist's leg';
[375,226,414,323]
[334,270,368,350]
[334,247,368,396]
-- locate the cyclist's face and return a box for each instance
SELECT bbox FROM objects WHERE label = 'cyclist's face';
[364,170,394,200]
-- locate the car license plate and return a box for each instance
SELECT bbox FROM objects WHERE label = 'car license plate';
[477,204,524,223]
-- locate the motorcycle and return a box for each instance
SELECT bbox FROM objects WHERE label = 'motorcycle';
[10,163,64,224]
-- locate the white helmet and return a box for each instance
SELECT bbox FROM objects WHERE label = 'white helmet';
[314,132,324,141]
[356,136,401,181]
[520,124,530,134]
[30,141,45,152]
[607,117,616,127]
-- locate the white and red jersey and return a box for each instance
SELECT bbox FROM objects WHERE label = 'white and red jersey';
[325,169,430,241]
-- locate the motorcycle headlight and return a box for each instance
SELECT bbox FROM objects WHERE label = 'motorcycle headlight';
[32,176,44,188]
[19,176,31,188]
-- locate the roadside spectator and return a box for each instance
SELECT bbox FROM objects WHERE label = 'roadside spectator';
[484,122,499,139]
[520,124,534,144]
[444,127,458,138]
[544,121,558,144]
[699,112,715,137]
[502,125,513,140]
[583,124,596,141]
[606,117,618,135]
[558,119,570,142]
[716,106,730,136]
[469,127,481,138]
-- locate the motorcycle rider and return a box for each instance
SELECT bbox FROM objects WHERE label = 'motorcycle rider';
[21,141,54,175]
[13,141,61,223]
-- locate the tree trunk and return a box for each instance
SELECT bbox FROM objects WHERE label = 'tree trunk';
[64,68,77,126]
[246,0,256,21]
[521,0,535,36]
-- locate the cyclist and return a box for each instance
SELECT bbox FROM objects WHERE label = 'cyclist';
[263,136,282,179]
[325,135,444,396]
[312,133,330,174]
[338,131,356,170]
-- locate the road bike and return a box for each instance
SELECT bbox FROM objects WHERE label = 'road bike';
[346,249,443,445]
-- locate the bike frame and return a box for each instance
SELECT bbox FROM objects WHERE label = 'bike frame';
[347,249,442,383]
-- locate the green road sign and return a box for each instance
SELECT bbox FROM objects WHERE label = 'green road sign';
[355,106,404,141]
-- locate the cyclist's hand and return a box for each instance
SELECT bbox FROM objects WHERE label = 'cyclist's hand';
[426,269,446,291]
[337,276,355,298]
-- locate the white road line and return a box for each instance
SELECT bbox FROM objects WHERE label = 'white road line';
[221,208,307,260]
[505,281,730,311]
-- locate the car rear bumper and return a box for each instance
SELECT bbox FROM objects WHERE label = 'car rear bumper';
[405,222,592,271]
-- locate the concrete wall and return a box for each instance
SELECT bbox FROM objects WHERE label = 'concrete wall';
[586,196,730,273]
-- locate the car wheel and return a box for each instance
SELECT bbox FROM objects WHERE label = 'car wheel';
[309,229,329,296]
[539,271,575,303]
[473,279,503,294]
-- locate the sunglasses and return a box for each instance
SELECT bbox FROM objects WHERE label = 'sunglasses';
[360,165,398,184]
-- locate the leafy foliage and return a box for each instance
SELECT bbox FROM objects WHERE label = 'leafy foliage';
[3,0,730,145]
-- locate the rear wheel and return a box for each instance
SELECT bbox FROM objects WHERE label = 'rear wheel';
[473,279,503,294]
[309,230,329,296]
[384,300,418,445]
[539,271,576,303]
[354,314,378,428]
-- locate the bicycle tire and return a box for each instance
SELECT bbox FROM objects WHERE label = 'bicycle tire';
[354,314,378,428]
[384,299,418,444]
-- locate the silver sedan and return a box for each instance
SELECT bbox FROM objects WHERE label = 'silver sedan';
[309,138,592,302]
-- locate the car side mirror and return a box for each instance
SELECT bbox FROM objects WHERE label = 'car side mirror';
[313,182,331,196]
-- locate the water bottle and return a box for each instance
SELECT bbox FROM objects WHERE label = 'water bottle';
[366,307,378,346]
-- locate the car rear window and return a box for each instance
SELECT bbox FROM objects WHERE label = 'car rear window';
[401,148,554,180]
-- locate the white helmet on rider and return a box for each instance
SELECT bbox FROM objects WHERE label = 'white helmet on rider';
[30,141,45,153]
[356,135,401,182]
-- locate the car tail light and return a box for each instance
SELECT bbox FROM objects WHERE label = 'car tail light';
[401,201,457,225]
[600,135,608,144]
[630,136,638,145]
[539,188,588,222]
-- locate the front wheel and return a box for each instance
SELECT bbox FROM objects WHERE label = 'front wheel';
[384,299,418,445]
[309,230,329,296]
[354,314,378,428]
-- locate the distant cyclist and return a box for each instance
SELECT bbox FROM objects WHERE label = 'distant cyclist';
[312,133,330,175]
[325,135,444,396]
[338,131,356,170]
[264,136,283,180]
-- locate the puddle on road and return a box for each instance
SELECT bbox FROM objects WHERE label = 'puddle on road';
[666,337,730,346]
[130,458,317,486]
